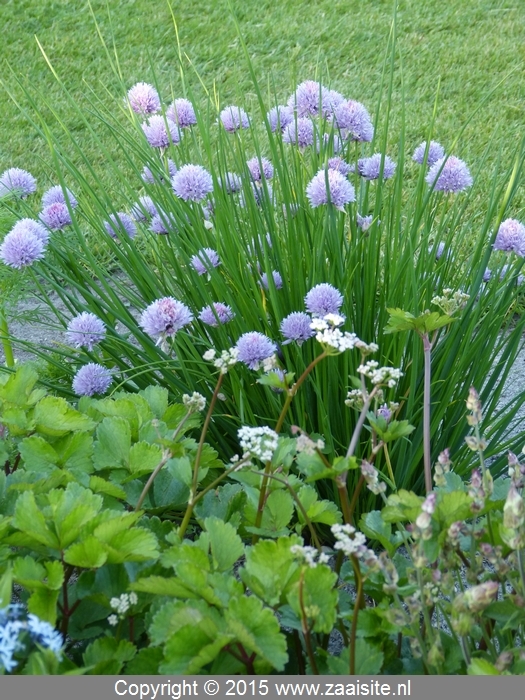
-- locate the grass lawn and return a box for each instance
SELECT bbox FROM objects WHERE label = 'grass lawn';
[0,0,524,210]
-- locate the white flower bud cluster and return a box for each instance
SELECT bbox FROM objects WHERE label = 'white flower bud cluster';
[203,347,239,373]
[354,339,379,356]
[331,523,379,569]
[182,392,206,412]
[415,493,436,539]
[296,434,325,455]
[109,592,138,615]
[310,316,360,352]
[357,361,403,388]
[431,288,469,315]
[345,389,364,409]
[290,544,330,568]
[262,354,279,372]
[361,461,386,495]
[238,425,279,462]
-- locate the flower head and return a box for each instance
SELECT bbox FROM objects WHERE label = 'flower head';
[199,302,235,327]
[141,159,177,185]
[412,141,445,166]
[305,283,343,316]
[280,311,315,345]
[72,363,112,396]
[150,212,178,235]
[238,425,279,462]
[40,203,72,230]
[358,153,396,180]
[104,212,137,239]
[327,157,353,176]
[127,82,161,115]
[267,105,294,132]
[172,164,213,202]
[142,116,181,148]
[494,219,525,256]
[332,100,374,142]
[0,222,47,269]
[283,118,315,148]
[131,195,159,222]
[306,168,355,209]
[236,331,277,370]
[260,270,283,290]
[166,98,197,128]
[42,185,78,209]
[220,105,250,132]
[182,392,206,412]
[191,247,220,275]
[357,213,374,231]
[426,156,473,193]
[287,81,331,118]
[7,218,49,244]
[247,157,274,181]
[0,168,37,198]
[140,297,193,342]
[66,312,106,350]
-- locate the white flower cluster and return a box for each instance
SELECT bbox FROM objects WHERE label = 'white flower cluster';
[331,523,379,568]
[431,288,470,315]
[238,425,279,462]
[310,317,359,352]
[182,392,206,412]
[357,360,403,388]
[415,493,436,539]
[296,434,325,455]
[355,339,379,356]
[108,592,138,625]
[290,544,330,568]
[361,461,386,495]
[262,354,279,372]
[203,347,239,374]
[345,389,364,409]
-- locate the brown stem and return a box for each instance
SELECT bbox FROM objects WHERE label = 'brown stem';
[349,555,364,675]
[135,449,172,512]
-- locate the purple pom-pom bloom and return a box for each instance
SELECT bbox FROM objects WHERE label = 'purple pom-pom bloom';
[142,116,181,148]
[0,226,46,269]
[40,203,72,230]
[357,214,374,231]
[281,312,315,345]
[236,331,277,370]
[0,168,37,198]
[358,154,396,180]
[288,81,331,118]
[66,312,106,350]
[141,159,177,185]
[166,98,197,128]
[140,297,193,342]
[191,248,220,275]
[150,212,178,235]
[199,302,235,327]
[426,156,473,193]
[493,219,525,257]
[220,106,250,132]
[327,157,353,177]
[412,141,445,166]
[305,283,344,316]
[104,213,137,239]
[283,118,315,148]
[42,185,78,209]
[306,169,356,209]
[131,196,158,221]
[127,82,161,115]
[8,218,49,244]
[172,164,213,202]
[72,363,112,397]
[261,270,283,290]
[319,133,343,155]
[247,157,274,181]
[267,105,294,132]
[220,172,242,194]
[332,100,374,142]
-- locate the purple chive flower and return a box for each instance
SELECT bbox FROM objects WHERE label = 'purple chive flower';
[288,81,331,118]
[283,118,315,148]
[131,196,158,221]
[493,219,525,256]
[280,312,315,345]
[199,302,235,326]
[432,241,446,260]
[236,331,277,370]
[40,203,72,230]
[8,218,49,244]
[220,172,242,194]
[166,98,197,128]
[150,212,178,235]
[267,105,294,132]
[327,157,353,177]
[140,297,193,341]
[42,185,78,209]
[412,141,445,166]
[305,283,344,316]
[127,82,161,115]
[220,105,250,132]
[319,133,343,154]
[72,363,112,397]
[377,404,392,422]
[191,247,220,275]
[104,212,137,239]
[142,116,181,148]
[357,214,374,231]
[247,157,274,181]
[306,169,356,209]
[141,159,177,185]
[358,154,396,180]
[0,168,37,198]
[261,270,283,290]
[426,156,473,193]
[66,312,106,350]
[483,268,492,282]
[332,100,374,142]
[172,164,213,202]
[0,227,46,269]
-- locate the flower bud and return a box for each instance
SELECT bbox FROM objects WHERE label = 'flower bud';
[503,483,525,530]
[463,581,499,613]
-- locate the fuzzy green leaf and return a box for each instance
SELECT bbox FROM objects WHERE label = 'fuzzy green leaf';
[33,396,95,437]
[204,516,244,572]
[12,491,59,549]
[129,441,163,475]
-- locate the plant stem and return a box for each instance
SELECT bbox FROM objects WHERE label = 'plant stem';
[349,555,363,675]
[346,386,378,459]
[422,333,433,493]
[0,309,14,369]
[383,443,396,488]
[298,570,319,675]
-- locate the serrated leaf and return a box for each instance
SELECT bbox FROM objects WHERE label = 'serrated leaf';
[194,484,246,528]
[13,557,63,591]
[435,490,472,526]
[88,476,126,500]
[0,365,39,405]
[287,565,338,633]
[93,416,131,470]
[381,490,423,523]
[12,491,59,549]
[241,536,301,607]
[296,485,342,527]
[125,647,163,674]
[467,658,500,675]
[160,625,232,674]
[326,639,384,675]
[204,516,244,572]
[260,489,294,533]
[359,510,394,555]
[83,638,136,675]
[102,528,159,564]
[139,386,169,419]
[54,432,94,472]
[129,441,163,475]
[19,436,58,471]
[27,587,60,624]
[131,576,197,598]
[0,564,12,608]
[34,397,95,437]
[64,536,108,568]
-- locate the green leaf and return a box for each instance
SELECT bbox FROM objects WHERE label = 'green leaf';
[19,436,58,471]
[0,364,39,405]
[83,638,136,675]
[326,639,384,674]
[93,416,131,470]
[260,489,294,534]
[34,396,95,436]
[125,647,163,674]
[13,557,63,591]
[89,476,127,500]
[55,432,94,472]
[359,510,394,555]
[132,576,198,598]
[27,587,60,625]
[204,516,244,572]
[102,528,159,564]
[296,485,342,527]
[129,441,163,475]
[194,484,246,528]
[226,596,288,671]
[12,491,59,549]
[64,536,108,568]
[287,565,338,633]
[467,658,500,675]
[381,490,422,523]
[241,536,301,607]
[139,386,169,419]
[435,490,472,526]
[0,564,12,608]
